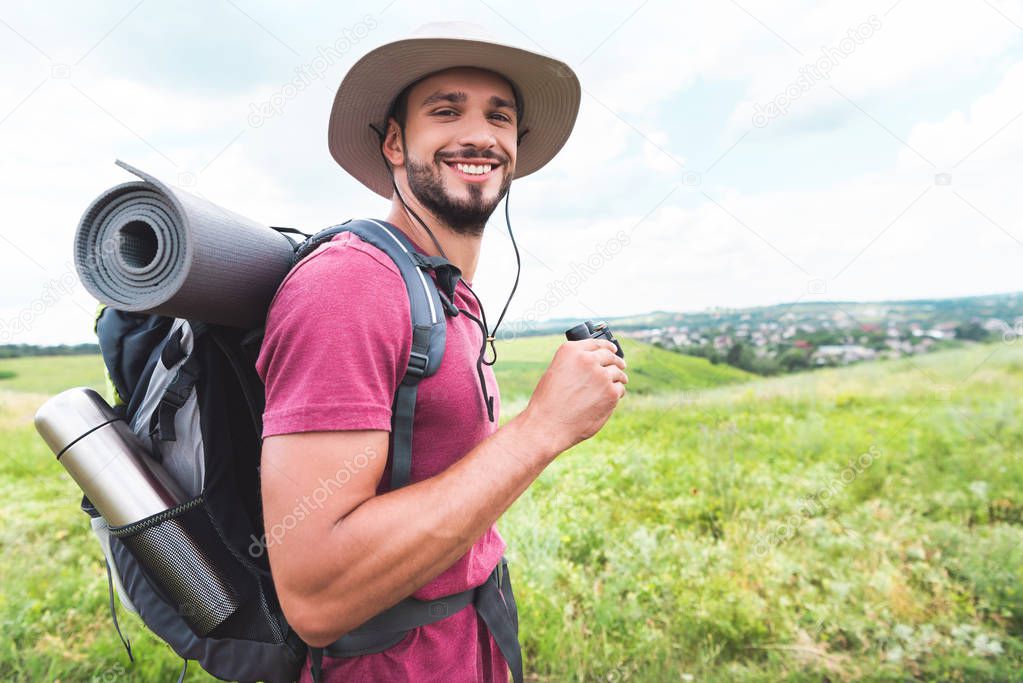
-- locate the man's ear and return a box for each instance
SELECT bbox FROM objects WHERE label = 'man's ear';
[382,117,405,167]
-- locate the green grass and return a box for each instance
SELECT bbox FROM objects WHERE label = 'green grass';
[504,341,1023,681]
[0,355,108,395]
[496,335,752,402]
[2,340,1022,680]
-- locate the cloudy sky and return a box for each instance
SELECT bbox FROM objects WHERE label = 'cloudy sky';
[2,0,1022,345]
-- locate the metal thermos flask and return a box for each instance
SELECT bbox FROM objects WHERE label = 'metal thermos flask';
[35,386,247,638]
[34,387,185,526]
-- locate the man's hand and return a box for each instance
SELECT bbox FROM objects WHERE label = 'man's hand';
[521,338,628,456]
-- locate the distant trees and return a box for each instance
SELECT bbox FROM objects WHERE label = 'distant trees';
[677,340,811,376]
[779,347,812,372]
[680,345,722,364]
[725,342,748,368]
[0,344,100,358]
[802,330,844,346]
[954,321,990,342]
[724,342,783,376]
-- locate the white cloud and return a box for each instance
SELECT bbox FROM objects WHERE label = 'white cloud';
[724,0,1023,137]
[902,60,1023,170]
[2,0,1021,344]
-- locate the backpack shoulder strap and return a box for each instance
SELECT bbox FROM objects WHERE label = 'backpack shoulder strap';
[337,218,451,492]
[148,320,208,445]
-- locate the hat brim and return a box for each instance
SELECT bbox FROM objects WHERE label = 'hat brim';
[328,36,581,199]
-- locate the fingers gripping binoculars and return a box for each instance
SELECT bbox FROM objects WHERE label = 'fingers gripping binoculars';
[564,320,624,359]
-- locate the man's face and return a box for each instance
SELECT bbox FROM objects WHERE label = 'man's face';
[391,67,518,236]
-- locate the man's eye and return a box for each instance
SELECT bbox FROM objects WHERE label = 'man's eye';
[431,109,511,123]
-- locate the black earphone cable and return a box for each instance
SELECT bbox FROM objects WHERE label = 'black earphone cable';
[371,124,521,421]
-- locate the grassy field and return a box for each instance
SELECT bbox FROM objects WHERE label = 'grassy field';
[494,335,751,413]
[1,339,1022,681]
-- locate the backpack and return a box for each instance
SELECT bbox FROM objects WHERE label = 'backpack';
[84,218,457,682]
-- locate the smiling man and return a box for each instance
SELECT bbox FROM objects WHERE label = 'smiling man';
[256,22,628,683]
[389,69,517,241]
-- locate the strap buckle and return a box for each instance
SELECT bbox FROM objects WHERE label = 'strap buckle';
[410,253,461,300]
[410,252,430,269]
[160,385,190,410]
[161,365,198,409]
[406,351,429,378]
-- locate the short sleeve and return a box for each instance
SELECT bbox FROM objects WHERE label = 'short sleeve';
[255,235,412,438]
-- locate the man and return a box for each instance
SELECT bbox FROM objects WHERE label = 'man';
[256,23,628,682]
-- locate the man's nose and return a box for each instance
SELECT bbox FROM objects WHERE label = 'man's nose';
[456,113,498,152]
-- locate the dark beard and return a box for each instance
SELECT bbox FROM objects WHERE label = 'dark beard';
[404,152,512,237]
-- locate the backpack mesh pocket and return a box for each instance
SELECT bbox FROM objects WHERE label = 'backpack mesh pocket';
[110,496,257,638]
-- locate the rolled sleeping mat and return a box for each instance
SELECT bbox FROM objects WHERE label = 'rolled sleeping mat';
[74,159,297,329]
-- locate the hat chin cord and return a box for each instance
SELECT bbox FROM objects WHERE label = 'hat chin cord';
[373,132,522,423]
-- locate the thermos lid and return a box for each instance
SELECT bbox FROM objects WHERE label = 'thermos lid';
[34,387,122,457]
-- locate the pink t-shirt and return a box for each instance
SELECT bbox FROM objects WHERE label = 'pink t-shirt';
[255,223,509,682]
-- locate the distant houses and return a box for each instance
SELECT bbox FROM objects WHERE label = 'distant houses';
[814,344,876,365]
[625,306,1023,376]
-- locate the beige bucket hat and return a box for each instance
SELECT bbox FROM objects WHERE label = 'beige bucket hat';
[327,21,581,199]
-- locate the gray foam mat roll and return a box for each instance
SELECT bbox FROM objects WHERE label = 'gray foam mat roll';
[74,160,297,329]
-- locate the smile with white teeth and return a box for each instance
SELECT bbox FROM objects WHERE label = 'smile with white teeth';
[452,162,492,175]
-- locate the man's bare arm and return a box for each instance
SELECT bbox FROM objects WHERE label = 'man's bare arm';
[261,338,626,647]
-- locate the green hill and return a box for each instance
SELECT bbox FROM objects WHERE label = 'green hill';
[492,334,752,401]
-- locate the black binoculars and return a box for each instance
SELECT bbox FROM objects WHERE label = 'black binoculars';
[565,320,624,359]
